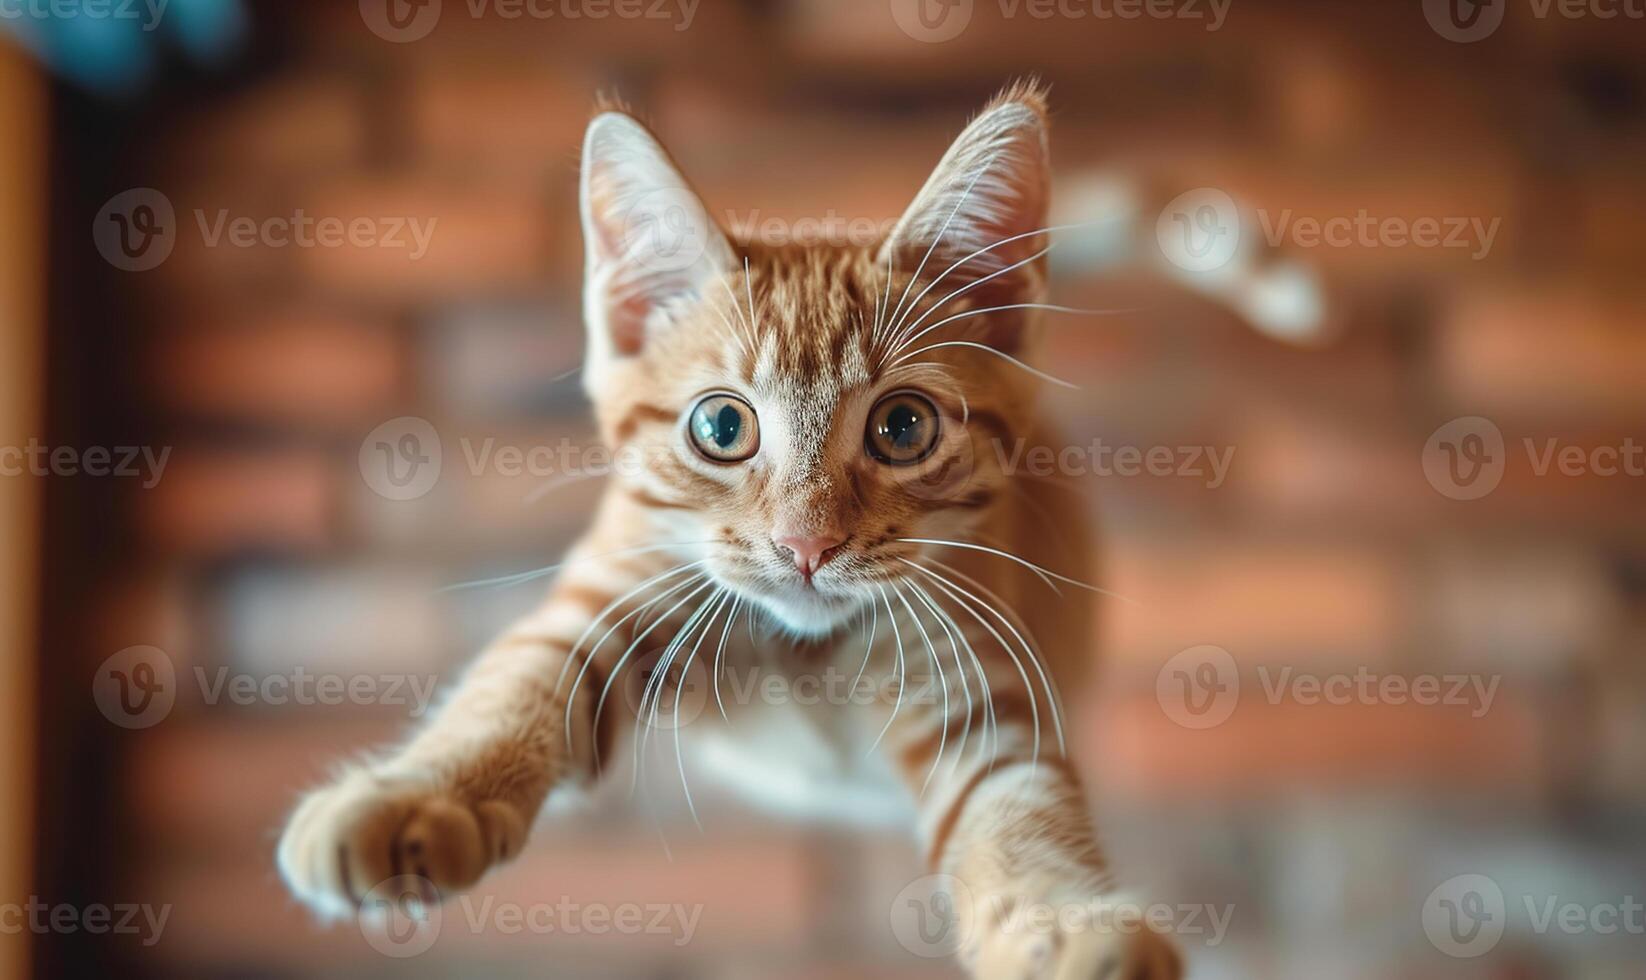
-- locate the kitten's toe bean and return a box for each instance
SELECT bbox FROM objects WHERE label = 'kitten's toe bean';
[1049,920,1183,980]
[276,771,519,918]
[971,904,1183,980]
[392,798,490,895]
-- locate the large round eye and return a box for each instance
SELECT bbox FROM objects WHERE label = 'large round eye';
[866,391,941,465]
[687,393,760,462]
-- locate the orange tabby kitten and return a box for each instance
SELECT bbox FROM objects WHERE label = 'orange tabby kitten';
[278,81,1181,978]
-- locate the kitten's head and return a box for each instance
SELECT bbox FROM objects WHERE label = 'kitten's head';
[578,83,1052,636]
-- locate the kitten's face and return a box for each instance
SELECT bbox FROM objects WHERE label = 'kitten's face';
[580,86,1050,635]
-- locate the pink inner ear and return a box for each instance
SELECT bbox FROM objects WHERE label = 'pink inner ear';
[605,290,651,357]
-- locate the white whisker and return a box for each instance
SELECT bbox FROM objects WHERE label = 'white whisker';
[522,469,605,505]
[884,159,996,345]
[897,537,1135,602]
[850,595,880,697]
[901,558,1066,758]
[443,542,707,594]
[588,578,716,765]
[867,583,907,754]
[893,340,1080,389]
[670,590,726,831]
[908,580,979,770]
[893,301,1125,364]
[885,244,1053,358]
[925,556,1066,761]
[879,220,1124,349]
[561,568,706,759]
[711,596,741,724]
[742,255,761,338]
[899,559,1049,772]
[893,584,948,797]
[553,561,706,698]
[632,588,723,793]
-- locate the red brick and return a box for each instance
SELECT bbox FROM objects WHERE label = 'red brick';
[168,74,367,176]
[295,177,556,299]
[139,446,336,554]
[1090,689,1548,799]
[409,66,594,170]
[1104,537,1403,669]
[150,311,404,428]
[1435,286,1646,421]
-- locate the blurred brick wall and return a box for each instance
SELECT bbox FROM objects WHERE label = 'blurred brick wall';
[79,1,1646,978]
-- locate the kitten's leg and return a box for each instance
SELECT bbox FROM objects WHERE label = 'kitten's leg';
[881,648,1182,978]
[276,540,686,918]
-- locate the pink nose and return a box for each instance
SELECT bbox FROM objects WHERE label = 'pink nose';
[773,534,845,577]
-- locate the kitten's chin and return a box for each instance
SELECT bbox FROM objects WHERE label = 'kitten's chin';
[748,585,864,638]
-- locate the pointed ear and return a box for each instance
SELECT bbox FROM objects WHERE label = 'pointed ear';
[880,85,1051,290]
[580,112,734,377]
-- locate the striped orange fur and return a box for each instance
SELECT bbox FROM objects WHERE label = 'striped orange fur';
[277,80,1181,978]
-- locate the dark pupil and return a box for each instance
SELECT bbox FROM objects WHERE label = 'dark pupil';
[886,403,924,450]
[708,404,740,448]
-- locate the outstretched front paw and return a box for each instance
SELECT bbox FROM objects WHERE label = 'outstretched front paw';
[276,768,527,919]
[970,891,1184,980]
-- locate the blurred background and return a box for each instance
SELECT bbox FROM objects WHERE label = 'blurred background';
[3,0,1644,977]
